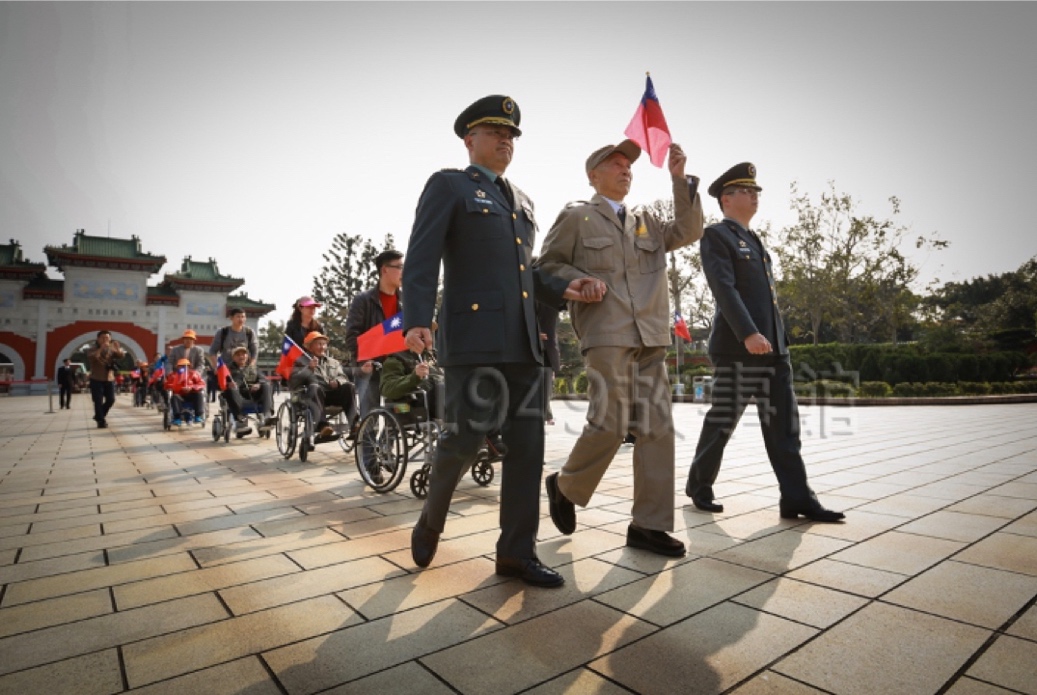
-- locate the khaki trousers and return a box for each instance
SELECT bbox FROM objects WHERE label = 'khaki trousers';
[559,345,675,531]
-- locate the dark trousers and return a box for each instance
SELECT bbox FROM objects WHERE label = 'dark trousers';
[225,383,274,420]
[300,382,355,426]
[59,384,72,409]
[419,362,544,561]
[686,355,817,505]
[89,379,115,423]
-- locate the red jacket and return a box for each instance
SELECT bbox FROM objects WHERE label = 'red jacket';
[165,368,205,395]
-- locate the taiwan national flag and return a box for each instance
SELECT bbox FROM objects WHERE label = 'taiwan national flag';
[148,356,166,385]
[624,74,672,168]
[674,311,692,342]
[276,335,305,383]
[216,355,232,391]
[357,312,406,362]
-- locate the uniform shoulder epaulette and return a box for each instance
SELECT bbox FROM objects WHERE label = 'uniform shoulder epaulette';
[565,200,591,209]
[439,167,466,174]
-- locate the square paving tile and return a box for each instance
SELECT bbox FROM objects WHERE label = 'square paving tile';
[955,532,1037,576]
[945,494,1037,519]
[423,600,656,695]
[897,510,1009,543]
[591,602,817,695]
[713,529,852,575]
[264,599,501,693]
[966,635,1037,694]
[595,557,772,627]
[728,670,828,694]
[884,560,1037,629]
[1007,603,1037,641]
[829,530,965,576]
[733,577,868,628]
[786,558,908,598]
[773,602,990,694]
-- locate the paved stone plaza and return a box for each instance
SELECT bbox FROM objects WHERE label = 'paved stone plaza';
[1,393,1035,694]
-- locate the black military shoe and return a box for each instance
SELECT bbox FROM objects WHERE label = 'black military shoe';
[545,472,576,535]
[691,496,724,513]
[779,500,845,522]
[495,557,565,588]
[411,521,440,568]
[626,524,686,557]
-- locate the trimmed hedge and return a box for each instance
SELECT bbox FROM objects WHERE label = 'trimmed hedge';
[788,343,1030,385]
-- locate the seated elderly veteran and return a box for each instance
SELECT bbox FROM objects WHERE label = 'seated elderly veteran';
[165,358,206,425]
[380,348,443,417]
[225,345,278,433]
[289,331,356,441]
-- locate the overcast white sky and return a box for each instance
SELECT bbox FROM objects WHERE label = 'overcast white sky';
[2,2,1035,327]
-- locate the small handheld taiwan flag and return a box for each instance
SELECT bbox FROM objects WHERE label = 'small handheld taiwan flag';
[276,335,305,383]
[216,355,232,391]
[625,73,672,168]
[357,312,407,362]
[674,311,692,342]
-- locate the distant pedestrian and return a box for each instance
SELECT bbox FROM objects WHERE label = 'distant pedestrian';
[86,330,124,428]
[56,358,75,409]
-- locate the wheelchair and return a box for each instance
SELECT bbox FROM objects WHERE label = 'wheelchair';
[163,390,206,431]
[211,390,272,443]
[408,431,503,500]
[275,386,357,463]
[354,389,440,494]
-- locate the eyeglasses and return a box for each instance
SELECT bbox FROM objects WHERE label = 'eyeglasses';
[474,127,517,141]
[385,264,404,270]
[724,187,761,198]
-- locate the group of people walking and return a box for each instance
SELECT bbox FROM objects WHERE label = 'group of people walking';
[404,94,845,589]
[67,92,846,592]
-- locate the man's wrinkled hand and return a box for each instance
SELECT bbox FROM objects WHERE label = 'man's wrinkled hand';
[744,333,773,355]
[415,363,430,379]
[564,277,607,303]
[668,143,687,179]
[406,327,433,354]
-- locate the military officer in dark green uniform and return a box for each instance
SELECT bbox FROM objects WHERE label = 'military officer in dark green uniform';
[403,94,605,587]
[685,162,844,522]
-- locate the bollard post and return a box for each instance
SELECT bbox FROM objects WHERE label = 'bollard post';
[45,380,55,414]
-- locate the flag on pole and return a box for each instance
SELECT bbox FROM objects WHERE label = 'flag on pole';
[149,355,167,385]
[357,312,407,362]
[276,335,306,383]
[624,73,672,167]
[216,355,232,391]
[674,311,692,342]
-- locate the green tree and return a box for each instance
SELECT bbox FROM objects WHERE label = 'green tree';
[921,256,1037,345]
[311,232,397,359]
[258,320,286,359]
[774,182,947,345]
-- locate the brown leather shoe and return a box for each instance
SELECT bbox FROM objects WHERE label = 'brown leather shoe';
[626,524,686,557]
[411,521,440,568]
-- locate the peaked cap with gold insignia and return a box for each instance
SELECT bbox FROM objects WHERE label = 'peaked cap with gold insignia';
[454,95,522,138]
[708,162,763,198]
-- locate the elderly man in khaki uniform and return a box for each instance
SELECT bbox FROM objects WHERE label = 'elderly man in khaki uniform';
[537,139,703,556]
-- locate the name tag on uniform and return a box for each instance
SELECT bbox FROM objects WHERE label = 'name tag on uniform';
[737,247,752,259]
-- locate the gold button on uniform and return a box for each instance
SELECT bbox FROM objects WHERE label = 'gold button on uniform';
[515,237,522,244]
[512,213,517,220]
[519,264,525,271]
[522,291,528,299]
[482,209,488,214]
[471,303,479,311]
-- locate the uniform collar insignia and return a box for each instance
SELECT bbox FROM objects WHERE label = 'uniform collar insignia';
[475,189,486,198]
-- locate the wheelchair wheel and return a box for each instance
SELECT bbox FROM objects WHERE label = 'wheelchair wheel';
[211,415,223,442]
[355,409,406,493]
[472,451,495,487]
[275,400,297,459]
[410,464,431,499]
